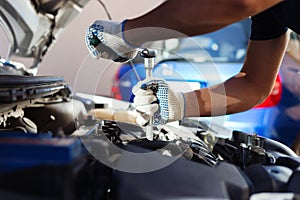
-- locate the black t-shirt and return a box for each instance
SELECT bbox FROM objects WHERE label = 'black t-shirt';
[251,0,300,40]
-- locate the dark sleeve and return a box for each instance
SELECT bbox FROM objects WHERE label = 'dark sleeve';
[250,9,288,40]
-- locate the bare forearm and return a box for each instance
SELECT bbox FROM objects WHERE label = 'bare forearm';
[124,0,283,44]
[184,76,257,117]
[184,32,289,117]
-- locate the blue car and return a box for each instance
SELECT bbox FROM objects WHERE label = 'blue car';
[112,19,282,139]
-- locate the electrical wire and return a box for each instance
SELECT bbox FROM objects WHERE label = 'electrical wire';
[97,0,112,20]
[96,0,141,82]
[130,60,141,81]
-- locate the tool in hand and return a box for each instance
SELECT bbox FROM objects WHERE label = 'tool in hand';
[139,49,157,141]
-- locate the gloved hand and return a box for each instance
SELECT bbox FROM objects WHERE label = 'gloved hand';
[85,20,138,62]
[132,78,186,126]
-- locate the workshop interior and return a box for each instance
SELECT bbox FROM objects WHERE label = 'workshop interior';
[1,1,300,200]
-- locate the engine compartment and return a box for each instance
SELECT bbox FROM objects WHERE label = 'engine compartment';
[0,75,300,200]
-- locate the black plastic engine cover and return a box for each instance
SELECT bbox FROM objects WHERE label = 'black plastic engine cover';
[110,145,250,200]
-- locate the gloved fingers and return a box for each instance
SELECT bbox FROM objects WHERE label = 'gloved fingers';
[85,29,120,60]
[133,78,165,91]
[135,113,150,126]
[135,103,159,126]
[85,37,99,59]
[132,86,153,96]
[136,104,159,115]
[135,104,158,126]
[85,20,137,62]
[133,95,157,106]
[85,23,101,58]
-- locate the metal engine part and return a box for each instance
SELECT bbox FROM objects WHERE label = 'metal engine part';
[24,98,87,135]
[0,0,89,69]
[0,73,298,199]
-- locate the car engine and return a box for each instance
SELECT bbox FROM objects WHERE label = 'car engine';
[0,77,299,200]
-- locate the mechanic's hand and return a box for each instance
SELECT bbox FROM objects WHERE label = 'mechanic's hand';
[132,78,185,126]
[85,20,138,62]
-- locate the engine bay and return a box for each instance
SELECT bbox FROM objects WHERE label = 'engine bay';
[0,75,300,200]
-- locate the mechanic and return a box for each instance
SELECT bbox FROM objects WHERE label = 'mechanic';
[86,0,300,126]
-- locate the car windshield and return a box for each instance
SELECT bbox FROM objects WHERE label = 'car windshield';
[166,18,251,63]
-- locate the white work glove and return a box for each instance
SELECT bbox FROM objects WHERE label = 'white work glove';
[85,20,138,62]
[132,78,185,126]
